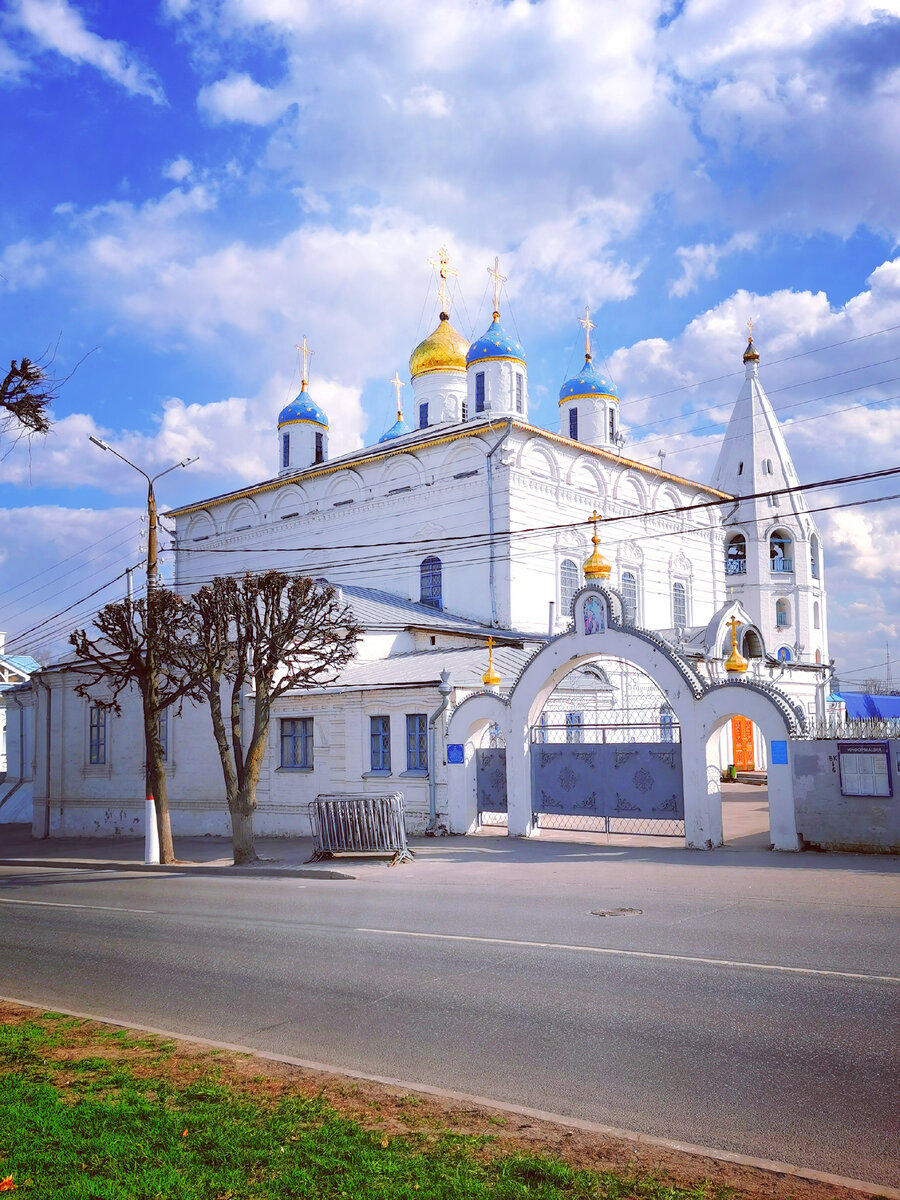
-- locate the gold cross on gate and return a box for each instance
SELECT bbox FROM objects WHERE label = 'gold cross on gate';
[295,336,313,388]
[579,306,595,359]
[428,245,458,314]
[487,256,507,315]
[727,615,741,646]
[389,370,404,419]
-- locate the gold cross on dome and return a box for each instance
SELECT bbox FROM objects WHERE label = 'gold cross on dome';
[428,245,458,314]
[295,336,313,388]
[579,306,595,359]
[727,615,741,647]
[389,370,405,419]
[487,256,507,315]
[747,318,754,340]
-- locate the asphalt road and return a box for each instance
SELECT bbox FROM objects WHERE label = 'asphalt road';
[1,851,898,1187]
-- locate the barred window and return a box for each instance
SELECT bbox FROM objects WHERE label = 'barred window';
[281,717,313,768]
[569,408,578,440]
[281,432,290,470]
[515,373,524,413]
[560,558,579,616]
[420,556,442,609]
[370,716,391,772]
[314,432,324,463]
[419,402,428,429]
[89,706,107,765]
[406,714,427,771]
[565,711,583,744]
[673,581,687,627]
[622,571,638,623]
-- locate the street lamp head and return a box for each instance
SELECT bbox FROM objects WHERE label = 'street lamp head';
[89,435,111,451]
[179,456,199,469]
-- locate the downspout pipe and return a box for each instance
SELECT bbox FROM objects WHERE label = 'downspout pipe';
[427,670,453,835]
[486,419,514,628]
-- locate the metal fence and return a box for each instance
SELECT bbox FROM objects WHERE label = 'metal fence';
[307,792,414,864]
[480,812,684,837]
[532,721,681,745]
[795,717,900,740]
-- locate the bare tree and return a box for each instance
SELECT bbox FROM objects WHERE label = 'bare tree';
[70,590,196,864]
[180,572,360,865]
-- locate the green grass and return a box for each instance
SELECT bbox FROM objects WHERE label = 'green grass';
[0,1015,729,1200]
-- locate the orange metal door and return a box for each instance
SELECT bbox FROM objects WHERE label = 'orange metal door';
[731,716,755,772]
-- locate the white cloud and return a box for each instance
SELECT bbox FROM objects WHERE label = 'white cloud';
[163,157,193,182]
[0,37,27,79]
[668,233,757,298]
[401,84,450,118]
[198,72,290,124]
[13,0,166,103]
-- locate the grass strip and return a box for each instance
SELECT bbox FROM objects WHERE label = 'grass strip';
[0,1012,730,1199]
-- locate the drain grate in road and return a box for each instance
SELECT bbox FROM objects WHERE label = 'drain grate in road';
[590,907,643,917]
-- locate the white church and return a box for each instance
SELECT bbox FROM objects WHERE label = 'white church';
[2,252,831,843]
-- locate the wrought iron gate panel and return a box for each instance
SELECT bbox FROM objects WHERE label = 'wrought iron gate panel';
[476,747,508,814]
[531,742,683,821]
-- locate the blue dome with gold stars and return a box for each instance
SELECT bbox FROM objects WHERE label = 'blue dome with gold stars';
[466,315,525,366]
[278,386,329,428]
[559,358,618,403]
[378,414,412,443]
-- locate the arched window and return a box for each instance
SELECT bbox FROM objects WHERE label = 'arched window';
[281,433,290,470]
[420,556,442,609]
[621,571,638,624]
[560,558,579,615]
[813,601,820,629]
[726,534,747,575]
[815,650,822,664]
[810,534,820,579]
[672,581,687,627]
[742,629,763,658]
[776,598,790,628]
[770,530,793,573]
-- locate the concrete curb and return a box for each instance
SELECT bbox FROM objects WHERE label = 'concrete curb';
[0,857,356,880]
[1,993,896,1200]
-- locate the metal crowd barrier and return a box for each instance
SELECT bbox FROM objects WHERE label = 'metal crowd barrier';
[307,792,414,865]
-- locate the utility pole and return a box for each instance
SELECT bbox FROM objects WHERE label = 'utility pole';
[88,436,197,863]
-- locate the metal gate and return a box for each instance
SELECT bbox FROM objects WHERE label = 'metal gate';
[476,747,508,822]
[530,722,685,836]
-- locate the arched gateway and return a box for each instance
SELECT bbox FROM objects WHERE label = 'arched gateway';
[446,585,804,850]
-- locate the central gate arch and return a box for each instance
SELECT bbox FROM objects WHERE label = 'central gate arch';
[446,585,802,850]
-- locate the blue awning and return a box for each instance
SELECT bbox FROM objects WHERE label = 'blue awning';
[833,692,900,719]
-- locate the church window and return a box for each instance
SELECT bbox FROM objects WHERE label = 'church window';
[560,558,579,615]
[281,718,313,768]
[770,530,792,573]
[621,571,638,623]
[810,534,820,579]
[569,408,578,440]
[314,432,325,463]
[420,556,442,609]
[475,372,485,412]
[608,409,615,442]
[370,716,391,773]
[764,457,774,474]
[406,714,428,771]
[461,401,468,422]
[776,599,790,628]
[726,534,747,575]
[89,706,107,766]
[281,433,290,470]
[673,581,687,628]
[565,711,583,744]
[814,601,820,630]
[419,402,428,429]
[515,373,524,413]
[815,650,822,664]
[660,705,675,743]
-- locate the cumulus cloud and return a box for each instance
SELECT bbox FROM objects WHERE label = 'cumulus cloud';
[668,233,757,298]
[13,0,166,103]
[198,72,291,124]
[163,157,193,182]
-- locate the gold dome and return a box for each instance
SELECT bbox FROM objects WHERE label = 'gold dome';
[724,616,749,673]
[583,510,611,581]
[409,314,469,379]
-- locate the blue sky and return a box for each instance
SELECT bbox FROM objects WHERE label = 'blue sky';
[1,0,899,683]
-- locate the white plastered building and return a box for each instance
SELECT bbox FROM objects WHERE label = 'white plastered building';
[8,286,831,839]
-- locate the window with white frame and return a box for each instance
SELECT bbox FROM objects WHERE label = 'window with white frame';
[621,570,638,624]
[560,558,579,616]
[515,373,524,413]
[406,714,427,771]
[565,711,583,744]
[89,706,107,765]
[281,717,313,768]
[281,433,290,470]
[420,556,442,609]
[672,581,687,627]
[475,372,485,412]
[660,705,675,743]
[370,715,391,772]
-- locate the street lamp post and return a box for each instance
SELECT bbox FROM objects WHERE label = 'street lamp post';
[88,436,197,864]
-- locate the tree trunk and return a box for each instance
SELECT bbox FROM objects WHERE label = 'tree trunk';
[143,702,175,864]
[228,790,258,865]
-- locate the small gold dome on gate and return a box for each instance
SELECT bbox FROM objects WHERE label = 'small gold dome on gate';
[583,510,611,580]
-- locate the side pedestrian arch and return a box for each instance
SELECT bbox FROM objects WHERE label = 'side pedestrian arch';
[446,585,800,850]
